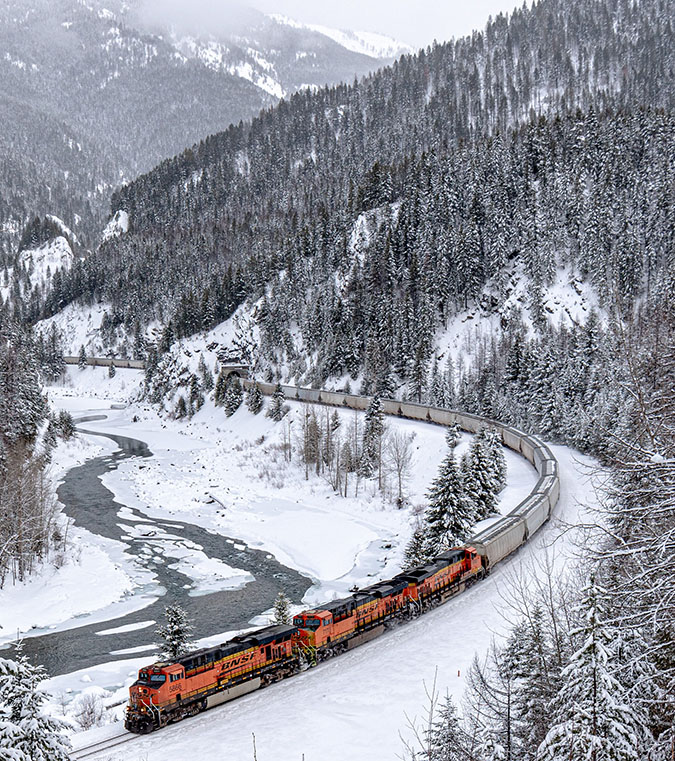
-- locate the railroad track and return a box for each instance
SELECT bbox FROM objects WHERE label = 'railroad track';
[70,730,135,760]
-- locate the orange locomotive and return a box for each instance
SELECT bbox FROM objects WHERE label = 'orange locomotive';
[125,547,485,733]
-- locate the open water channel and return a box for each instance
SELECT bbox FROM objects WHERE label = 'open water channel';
[18,418,311,677]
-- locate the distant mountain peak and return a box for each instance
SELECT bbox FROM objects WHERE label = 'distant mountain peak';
[268,14,414,59]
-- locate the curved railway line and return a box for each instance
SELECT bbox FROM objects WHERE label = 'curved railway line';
[69,377,559,757]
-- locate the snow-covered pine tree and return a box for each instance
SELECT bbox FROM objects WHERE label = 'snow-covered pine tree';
[425,449,475,548]
[272,591,291,625]
[77,344,87,370]
[360,394,385,479]
[108,361,116,378]
[57,410,75,440]
[266,383,286,422]
[174,395,187,419]
[509,605,561,760]
[197,354,214,392]
[223,376,243,416]
[461,435,498,521]
[188,374,204,415]
[0,643,71,761]
[156,605,194,659]
[477,427,507,493]
[245,382,264,415]
[537,576,648,761]
[480,729,507,761]
[213,369,228,405]
[426,694,471,761]
[445,423,461,450]
[404,525,431,568]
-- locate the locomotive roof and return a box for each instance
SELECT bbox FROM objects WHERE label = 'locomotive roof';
[322,596,356,613]
[234,623,297,646]
[434,548,465,563]
[167,623,297,669]
[360,578,408,597]
[394,560,447,582]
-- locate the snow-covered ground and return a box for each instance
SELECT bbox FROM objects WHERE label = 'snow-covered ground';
[270,14,414,59]
[0,415,157,646]
[68,443,596,760]
[0,362,545,736]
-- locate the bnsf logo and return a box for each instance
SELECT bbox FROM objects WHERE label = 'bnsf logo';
[223,652,255,671]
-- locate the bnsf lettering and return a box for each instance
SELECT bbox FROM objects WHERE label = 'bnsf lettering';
[223,652,255,670]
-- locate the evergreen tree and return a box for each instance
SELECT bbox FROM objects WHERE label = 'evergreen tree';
[198,355,214,392]
[272,591,291,625]
[477,427,507,493]
[77,344,87,370]
[174,395,188,419]
[445,423,461,450]
[0,643,71,761]
[224,376,243,416]
[425,450,475,547]
[156,605,194,659]
[214,369,228,406]
[245,382,264,415]
[56,410,75,441]
[108,361,116,378]
[462,435,499,520]
[267,383,286,422]
[537,577,647,761]
[188,374,204,415]
[480,730,507,761]
[427,694,471,761]
[404,524,436,567]
[360,395,385,478]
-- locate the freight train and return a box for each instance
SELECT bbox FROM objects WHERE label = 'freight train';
[125,386,560,734]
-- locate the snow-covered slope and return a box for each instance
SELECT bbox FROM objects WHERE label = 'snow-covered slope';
[17,236,74,289]
[1,235,75,303]
[270,14,414,59]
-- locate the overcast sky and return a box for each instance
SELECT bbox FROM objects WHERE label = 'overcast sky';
[136,0,525,49]
[248,0,523,48]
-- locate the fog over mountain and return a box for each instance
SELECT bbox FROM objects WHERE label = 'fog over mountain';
[0,0,404,260]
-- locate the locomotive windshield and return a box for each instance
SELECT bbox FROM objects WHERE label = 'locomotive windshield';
[137,672,166,686]
[293,616,321,630]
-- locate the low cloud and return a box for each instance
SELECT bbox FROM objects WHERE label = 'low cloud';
[132,0,262,38]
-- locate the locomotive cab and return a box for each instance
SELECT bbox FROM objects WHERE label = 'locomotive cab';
[126,664,174,732]
[293,611,333,648]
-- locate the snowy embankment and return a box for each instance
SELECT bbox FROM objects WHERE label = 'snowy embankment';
[71,444,596,761]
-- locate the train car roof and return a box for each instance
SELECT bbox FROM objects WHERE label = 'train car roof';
[360,578,408,597]
[233,624,297,646]
[434,548,466,563]
[394,560,447,583]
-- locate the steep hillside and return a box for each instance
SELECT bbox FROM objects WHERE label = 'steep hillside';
[40,0,673,396]
[0,0,397,258]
